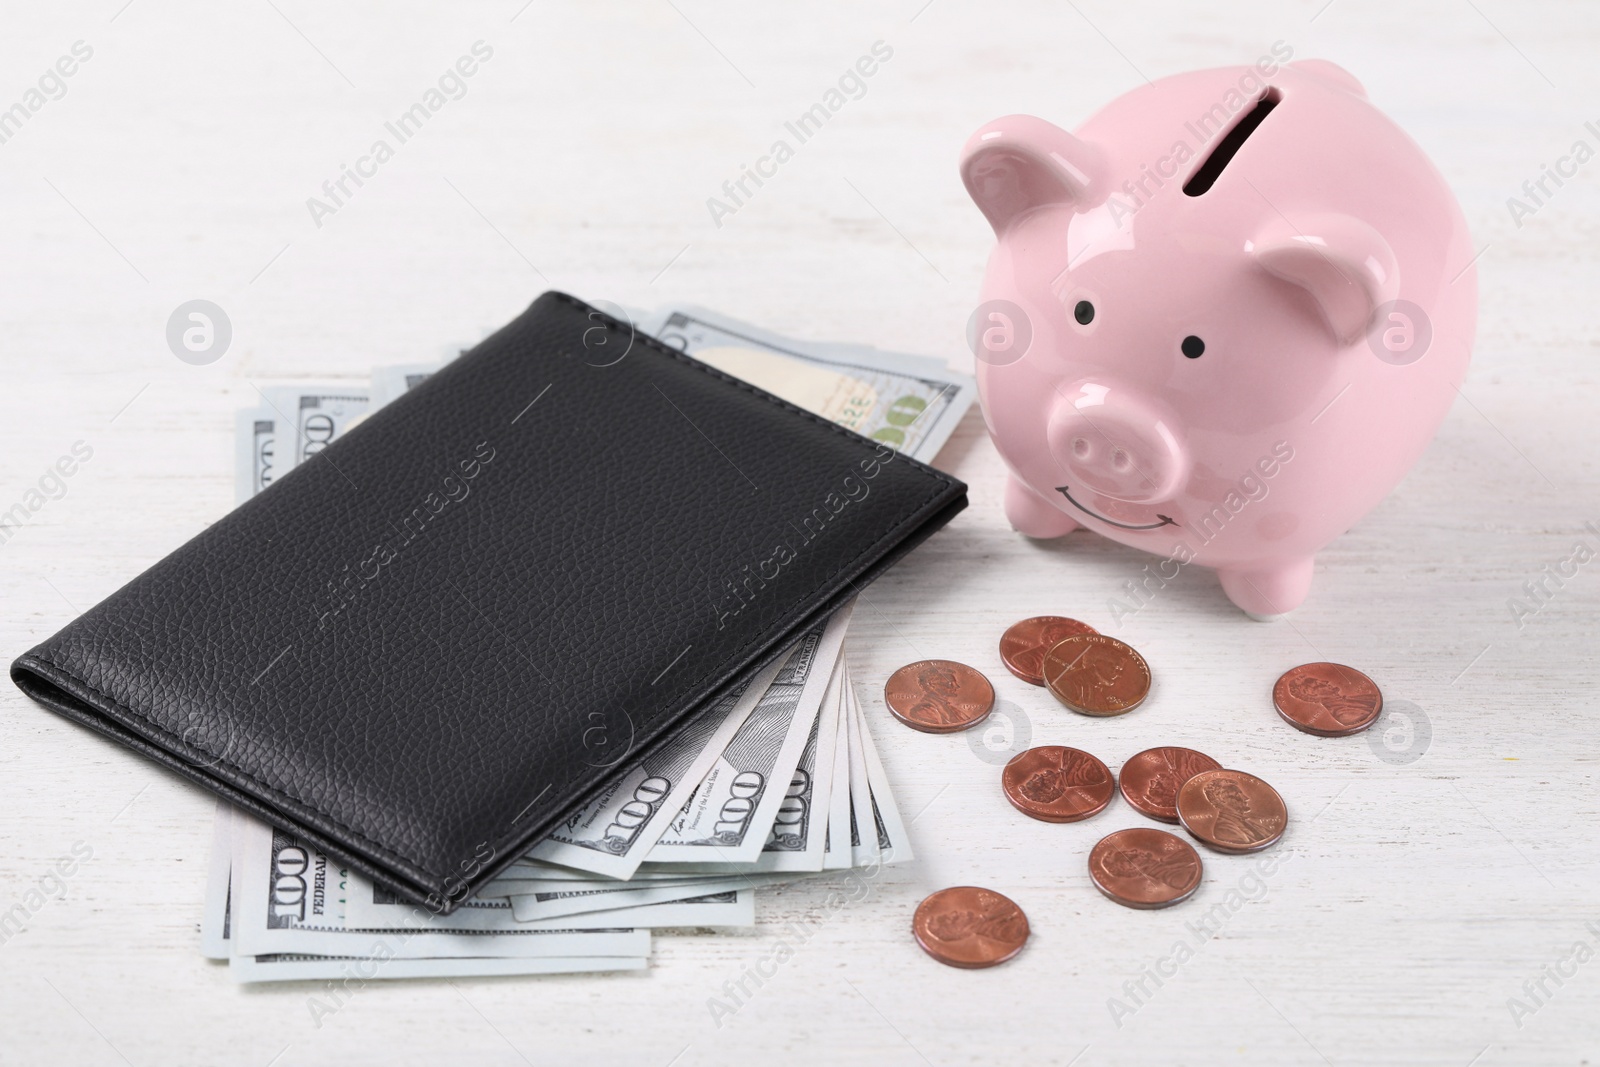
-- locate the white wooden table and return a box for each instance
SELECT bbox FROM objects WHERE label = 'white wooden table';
[3,1,1597,1063]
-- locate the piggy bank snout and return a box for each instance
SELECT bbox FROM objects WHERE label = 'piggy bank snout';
[1046,383,1189,504]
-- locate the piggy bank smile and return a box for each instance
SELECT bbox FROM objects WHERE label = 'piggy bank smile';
[1052,486,1177,532]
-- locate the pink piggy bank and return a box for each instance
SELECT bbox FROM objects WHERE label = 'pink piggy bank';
[961,58,1477,618]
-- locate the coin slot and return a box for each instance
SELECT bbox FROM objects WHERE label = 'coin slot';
[1182,88,1280,196]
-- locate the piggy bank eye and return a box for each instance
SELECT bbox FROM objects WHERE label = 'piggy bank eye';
[1073,300,1095,325]
[1181,335,1205,359]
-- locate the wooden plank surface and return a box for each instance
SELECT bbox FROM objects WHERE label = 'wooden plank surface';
[1,1,1596,1064]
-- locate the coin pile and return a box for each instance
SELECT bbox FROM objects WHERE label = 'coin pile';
[993,742,1287,901]
[896,618,1382,966]
[1001,616,1153,717]
[997,616,1094,685]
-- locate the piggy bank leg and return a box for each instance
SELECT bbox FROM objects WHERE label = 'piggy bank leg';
[1004,475,1080,538]
[1217,557,1315,620]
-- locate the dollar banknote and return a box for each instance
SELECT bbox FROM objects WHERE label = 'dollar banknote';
[227,814,648,960]
[502,869,795,917]
[232,410,278,505]
[343,873,752,931]
[823,672,855,871]
[205,809,659,982]
[200,802,234,959]
[489,863,699,884]
[643,306,975,463]
[753,658,843,872]
[257,384,371,470]
[850,667,912,864]
[845,673,879,868]
[644,659,846,876]
[230,953,644,984]
[505,881,759,923]
[764,662,844,870]
[479,874,714,897]
[207,809,709,973]
[234,303,969,502]
[527,652,790,879]
[646,606,850,865]
[507,890,752,926]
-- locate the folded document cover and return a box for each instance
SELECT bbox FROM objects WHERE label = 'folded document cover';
[11,293,966,910]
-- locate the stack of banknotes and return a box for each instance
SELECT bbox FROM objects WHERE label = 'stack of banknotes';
[210,305,975,982]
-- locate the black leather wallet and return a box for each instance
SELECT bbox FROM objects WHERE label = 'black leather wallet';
[12,292,966,910]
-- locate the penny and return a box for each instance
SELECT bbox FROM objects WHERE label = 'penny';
[1088,828,1203,909]
[1176,769,1287,854]
[912,886,1030,969]
[1042,634,1151,716]
[1001,746,1115,822]
[1273,662,1384,737]
[1118,746,1224,823]
[999,616,1098,685]
[883,660,995,734]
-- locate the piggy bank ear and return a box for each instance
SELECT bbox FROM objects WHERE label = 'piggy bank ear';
[960,115,1102,236]
[1251,213,1399,345]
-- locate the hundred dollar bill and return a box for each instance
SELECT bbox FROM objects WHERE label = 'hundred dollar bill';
[507,879,761,922]
[233,410,278,504]
[643,306,975,463]
[850,667,913,864]
[235,364,438,500]
[489,863,697,884]
[214,811,659,977]
[845,672,879,867]
[227,814,647,960]
[480,875,713,898]
[344,873,752,931]
[644,659,846,876]
[237,300,971,489]
[752,658,842,872]
[526,652,790,879]
[231,953,645,984]
[506,887,756,925]
[823,670,855,870]
[209,808,672,958]
[258,384,371,470]
[200,802,234,959]
[646,607,850,865]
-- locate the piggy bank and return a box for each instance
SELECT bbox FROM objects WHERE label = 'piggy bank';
[961,58,1476,618]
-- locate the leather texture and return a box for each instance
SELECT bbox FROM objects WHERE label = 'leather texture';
[11,292,967,911]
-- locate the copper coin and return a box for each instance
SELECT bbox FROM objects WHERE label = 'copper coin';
[912,886,1029,968]
[1176,769,1287,854]
[1089,828,1204,909]
[1001,746,1115,822]
[883,660,995,734]
[1118,747,1224,823]
[1273,662,1383,737]
[999,616,1098,685]
[1042,634,1151,716]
